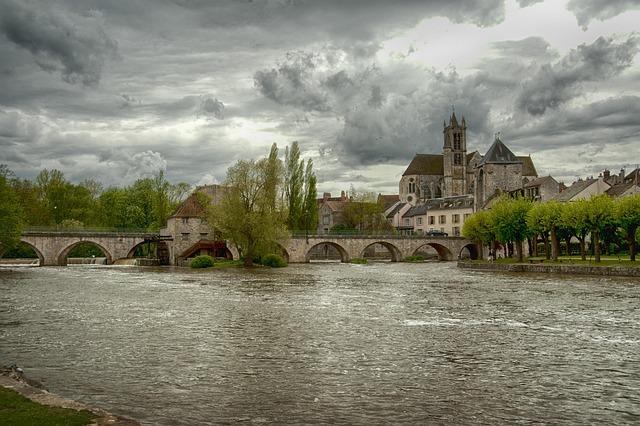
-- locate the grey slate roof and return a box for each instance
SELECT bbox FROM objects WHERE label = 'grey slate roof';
[385,202,407,218]
[403,204,428,217]
[481,138,521,164]
[553,178,596,202]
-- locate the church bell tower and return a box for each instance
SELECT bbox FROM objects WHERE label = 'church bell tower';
[442,111,467,197]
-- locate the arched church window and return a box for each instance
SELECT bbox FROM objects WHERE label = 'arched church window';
[454,153,462,165]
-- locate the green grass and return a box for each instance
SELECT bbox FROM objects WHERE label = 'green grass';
[404,255,425,262]
[0,386,95,426]
[350,258,368,264]
[212,259,244,269]
[468,255,640,267]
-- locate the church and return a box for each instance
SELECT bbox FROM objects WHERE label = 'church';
[399,112,538,210]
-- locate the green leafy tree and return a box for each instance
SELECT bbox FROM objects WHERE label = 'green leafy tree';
[209,148,287,267]
[284,142,304,230]
[526,201,564,260]
[301,159,318,232]
[562,199,590,260]
[342,187,393,233]
[615,194,640,261]
[461,210,494,260]
[0,166,24,252]
[490,196,532,262]
[583,195,615,262]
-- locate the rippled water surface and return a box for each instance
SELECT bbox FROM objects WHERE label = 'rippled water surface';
[1,263,639,425]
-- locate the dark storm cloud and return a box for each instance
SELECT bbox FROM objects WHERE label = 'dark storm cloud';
[198,96,225,120]
[0,0,118,86]
[516,0,544,6]
[511,95,640,144]
[516,35,639,116]
[567,0,640,28]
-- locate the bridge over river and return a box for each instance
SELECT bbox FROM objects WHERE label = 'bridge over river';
[12,229,478,266]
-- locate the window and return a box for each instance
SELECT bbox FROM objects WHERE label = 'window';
[454,133,461,150]
[181,232,190,241]
[429,216,435,225]
[453,214,460,224]
[417,217,423,225]
[439,215,446,224]
[463,213,471,221]
[408,181,416,193]
[200,233,208,238]
[404,218,410,226]
[453,226,460,236]
[323,215,331,225]
[454,153,462,165]
[181,218,189,224]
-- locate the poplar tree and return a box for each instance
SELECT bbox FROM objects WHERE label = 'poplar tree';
[284,142,304,230]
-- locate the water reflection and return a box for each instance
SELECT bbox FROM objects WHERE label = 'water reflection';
[1,263,639,425]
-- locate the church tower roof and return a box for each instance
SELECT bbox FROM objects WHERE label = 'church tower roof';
[480,136,522,164]
[450,111,458,127]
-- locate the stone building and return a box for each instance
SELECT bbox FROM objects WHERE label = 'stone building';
[400,195,474,236]
[159,184,233,265]
[317,191,349,234]
[400,112,537,209]
[474,137,538,209]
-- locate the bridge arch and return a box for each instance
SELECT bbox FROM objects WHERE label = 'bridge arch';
[459,243,480,260]
[360,241,402,262]
[412,243,453,261]
[15,240,44,266]
[57,240,113,266]
[306,241,349,263]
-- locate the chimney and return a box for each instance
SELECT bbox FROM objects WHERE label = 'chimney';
[340,190,346,201]
[323,192,331,201]
[603,169,610,179]
[620,168,625,179]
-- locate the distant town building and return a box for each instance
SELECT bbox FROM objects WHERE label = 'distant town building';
[400,195,473,236]
[552,177,611,202]
[317,191,349,234]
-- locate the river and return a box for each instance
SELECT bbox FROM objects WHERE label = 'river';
[1,263,639,425]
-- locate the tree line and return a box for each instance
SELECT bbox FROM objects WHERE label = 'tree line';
[0,164,191,251]
[462,194,640,262]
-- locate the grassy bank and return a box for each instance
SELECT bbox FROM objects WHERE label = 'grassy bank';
[468,255,640,267]
[0,386,95,426]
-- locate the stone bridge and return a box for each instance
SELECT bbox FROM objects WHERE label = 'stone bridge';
[9,231,477,266]
[17,230,157,266]
[283,235,478,263]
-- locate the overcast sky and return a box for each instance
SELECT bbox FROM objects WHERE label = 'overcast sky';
[1,0,639,194]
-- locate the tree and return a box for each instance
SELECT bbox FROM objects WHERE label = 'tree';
[342,187,393,233]
[0,166,25,252]
[209,149,287,267]
[562,200,590,260]
[615,194,640,261]
[583,195,615,262]
[301,159,318,232]
[490,196,532,262]
[461,209,494,260]
[284,142,304,230]
[526,201,564,260]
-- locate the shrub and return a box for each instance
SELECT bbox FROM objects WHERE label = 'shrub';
[190,255,214,268]
[350,257,368,264]
[261,253,287,268]
[404,255,425,262]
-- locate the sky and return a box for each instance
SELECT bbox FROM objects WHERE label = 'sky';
[0,0,639,195]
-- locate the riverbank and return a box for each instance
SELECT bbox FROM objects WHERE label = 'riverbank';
[0,365,139,425]
[458,260,640,277]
